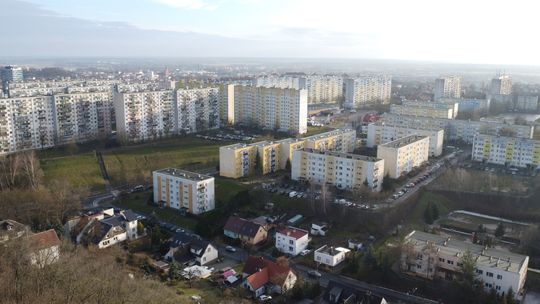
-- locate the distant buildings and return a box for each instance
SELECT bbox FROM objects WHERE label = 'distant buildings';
[376,135,429,178]
[256,74,343,104]
[367,122,444,157]
[1,66,24,84]
[514,95,539,112]
[439,98,490,115]
[226,85,308,134]
[291,148,384,191]
[344,76,392,108]
[275,227,310,256]
[490,74,512,96]
[390,101,458,119]
[402,230,528,299]
[152,168,215,215]
[434,76,461,100]
[176,88,220,134]
[472,133,540,168]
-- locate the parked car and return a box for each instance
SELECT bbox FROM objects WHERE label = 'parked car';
[259,295,272,301]
[289,191,297,198]
[225,246,237,252]
[308,270,322,278]
[300,249,311,256]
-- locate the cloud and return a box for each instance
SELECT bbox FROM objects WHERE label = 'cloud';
[153,0,217,10]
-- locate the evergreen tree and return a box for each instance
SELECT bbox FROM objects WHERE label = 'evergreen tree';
[285,159,291,171]
[254,151,262,175]
[382,174,393,191]
[506,287,516,304]
[169,260,181,281]
[495,222,505,238]
[424,202,434,224]
[137,222,145,235]
[431,202,440,220]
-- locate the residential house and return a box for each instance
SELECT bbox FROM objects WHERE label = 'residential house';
[165,231,218,266]
[242,256,297,297]
[314,245,351,267]
[27,229,61,267]
[223,216,268,246]
[275,227,310,256]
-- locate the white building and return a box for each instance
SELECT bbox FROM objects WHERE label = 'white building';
[303,129,357,153]
[292,148,385,192]
[113,90,176,142]
[314,245,350,267]
[153,168,215,215]
[366,122,444,157]
[402,231,528,299]
[226,85,308,134]
[377,135,430,179]
[176,88,220,134]
[490,74,512,96]
[434,76,461,100]
[256,75,343,104]
[275,227,310,256]
[390,100,458,119]
[472,133,540,169]
[344,76,392,108]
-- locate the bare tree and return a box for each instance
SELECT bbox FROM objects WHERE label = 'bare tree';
[20,151,43,190]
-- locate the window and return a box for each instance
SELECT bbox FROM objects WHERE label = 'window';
[447,260,454,265]
[416,264,422,269]
[476,269,484,275]
[289,240,294,245]
[496,286,501,291]
[497,274,502,280]
[457,262,463,267]
[486,272,494,278]
[289,246,293,252]
[439,258,445,262]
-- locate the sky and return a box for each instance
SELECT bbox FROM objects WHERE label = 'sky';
[2,0,540,65]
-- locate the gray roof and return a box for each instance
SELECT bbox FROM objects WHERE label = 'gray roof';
[378,135,428,149]
[300,148,381,163]
[154,168,213,181]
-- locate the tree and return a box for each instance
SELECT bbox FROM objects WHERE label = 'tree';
[495,222,505,238]
[168,260,181,281]
[151,225,163,248]
[431,202,440,221]
[382,174,393,191]
[459,250,476,285]
[424,202,434,224]
[254,151,262,175]
[137,222,145,235]
[505,287,516,304]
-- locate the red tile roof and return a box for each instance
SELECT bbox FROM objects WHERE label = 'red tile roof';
[277,227,308,240]
[223,216,249,234]
[246,268,269,290]
[243,256,292,287]
[27,229,60,250]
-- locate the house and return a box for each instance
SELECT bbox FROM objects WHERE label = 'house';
[0,219,30,243]
[348,239,363,251]
[322,280,387,304]
[275,227,310,256]
[314,245,351,267]
[311,223,329,236]
[182,265,213,279]
[26,229,61,267]
[223,216,268,246]
[164,231,218,266]
[242,256,297,297]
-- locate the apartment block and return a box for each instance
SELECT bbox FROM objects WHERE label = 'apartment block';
[377,135,429,178]
[256,75,343,104]
[390,101,457,119]
[366,122,444,157]
[176,88,220,134]
[253,141,282,175]
[53,92,112,144]
[439,98,490,115]
[113,90,176,142]
[344,76,392,108]
[490,74,512,96]
[303,129,357,153]
[219,143,258,178]
[434,76,461,100]
[291,148,384,192]
[402,231,528,299]
[382,113,534,143]
[515,95,539,112]
[0,96,56,155]
[472,133,540,168]
[153,168,215,215]
[228,85,307,134]
[277,138,306,170]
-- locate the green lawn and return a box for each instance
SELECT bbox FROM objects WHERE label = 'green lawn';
[214,177,249,205]
[40,153,106,192]
[406,191,452,230]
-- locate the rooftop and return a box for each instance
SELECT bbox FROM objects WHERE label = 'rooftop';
[406,231,528,274]
[315,245,350,256]
[154,168,213,181]
[252,140,280,148]
[303,129,355,141]
[220,143,254,150]
[27,229,61,250]
[379,135,429,149]
[277,227,308,239]
[300,148,381,163]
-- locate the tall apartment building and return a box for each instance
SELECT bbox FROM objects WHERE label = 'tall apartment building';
[153,168,215,215]
[402,231,528,299]
[472,133,540,168]
[113,90,176,142]
[382,113,534,143]
[219,143,257,178]
[228,85,307,134]
[256,75,343,104]
[0,96,56,154]
[53,92,112,144]
[366,122,444,157]
[276,138,306,170]
[390,101,458,119]
[344,76,392,108]
[490,74,512,96]
[176,88,220,134]
[1,66,24,84]
[303,129,357,153]
[514,95,539,112]
[252,141,282,175]
[377,135,430,178]
[291,148,385,192]
[439,98,490,115]
[434,76,461,100]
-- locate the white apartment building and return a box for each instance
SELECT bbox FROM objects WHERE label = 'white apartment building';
[377,135,430,178]
[0,96,56,155]
[227,85,308,134]
[292,148,385,192]
[153,168,215,215]
[472,133,540,168]
[314,245,351,267]
[176,88,220,134]
[391,100,459,119]
[113,90,176,142]
[303,129,357,153]
[402,231,528,299]
[53,92,112,144]
[275,227,310,256]
[490,74,512,96]
[434,76,461,100]
[219,143,257,178]
[515,95,539,112]
[382,113,534,144]
[256,75,343,104]
[344,76,392,108]
[366,122,444,157]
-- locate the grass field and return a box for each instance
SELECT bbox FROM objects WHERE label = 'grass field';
[405,191,452,230]
[40,153,106,191]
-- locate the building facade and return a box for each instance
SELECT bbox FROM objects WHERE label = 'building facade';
[472,133,540,168]
[219,143,258,178]
[253,141,282,175]
[390,103,456,119]
[292,148,385,192]
[153,168,215,215]
[275,227,310,256]
[377,135,430,178]
[314,245,350,267]
[176,88,220,134]
[303,129,357,153]
[434,76,461,100]
[490,74,512,96]
[344,76,392,108]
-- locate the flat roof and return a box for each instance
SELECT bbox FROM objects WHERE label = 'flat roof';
[406,231,528,274]
[252,140,280,148]
[300,148,382,163]
[315,245,350,256]
[371,121,444,132]
[303,129,355,141]
[154,168,213,181]
[379,135,428,149]
[220,143,253,150]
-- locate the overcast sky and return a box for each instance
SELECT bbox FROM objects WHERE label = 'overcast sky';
[2,0,540,65]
